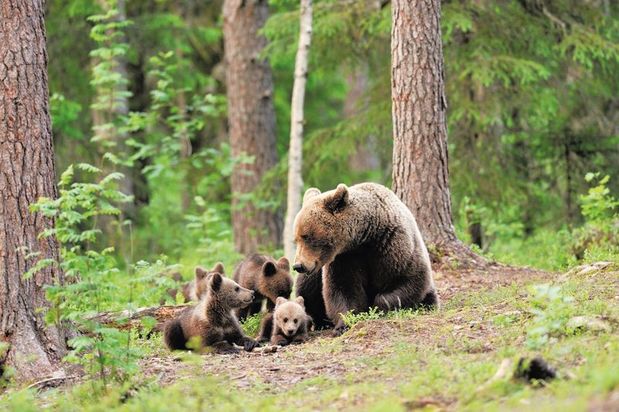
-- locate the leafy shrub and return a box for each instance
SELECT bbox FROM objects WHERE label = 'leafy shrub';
[572,174,619,261]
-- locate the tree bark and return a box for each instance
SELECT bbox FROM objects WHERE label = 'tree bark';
[0,0,67,382]
[283,0,313,263]
[391,0,483,265]
[223,0,282,254]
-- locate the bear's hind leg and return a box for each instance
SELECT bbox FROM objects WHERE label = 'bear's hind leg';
[373,279,437,312]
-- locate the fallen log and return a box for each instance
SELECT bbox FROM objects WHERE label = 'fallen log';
[89,304,191,333]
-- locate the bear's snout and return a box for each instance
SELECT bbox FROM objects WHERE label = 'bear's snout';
[292,263,306,273]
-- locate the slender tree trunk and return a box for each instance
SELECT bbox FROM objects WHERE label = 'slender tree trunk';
[223,0,282,254]
[283,0,313,263]
[391,0,483,265]
[0,0,67,382]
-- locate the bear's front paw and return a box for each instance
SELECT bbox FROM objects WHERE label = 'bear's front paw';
[213,345,240,355]
[243,339,260,352]
[332,324,348,337]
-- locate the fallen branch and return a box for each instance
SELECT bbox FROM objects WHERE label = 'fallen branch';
[88,304,191,333]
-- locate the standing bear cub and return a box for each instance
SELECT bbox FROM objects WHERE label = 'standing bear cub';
[164,266,259,353]
[233,254,293,320]
[293,183,438,335]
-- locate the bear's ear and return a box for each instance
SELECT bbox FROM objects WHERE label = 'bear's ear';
[324,184,349,213]
[262,261,277,277]
[195,267,208,280]
[303,188,321,205]
[277,257,290,271]
[295,296,305,308]
[211,262,225,274]
[209,272,222,292]
[275,296,287,307]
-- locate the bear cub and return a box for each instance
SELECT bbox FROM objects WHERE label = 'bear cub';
[233,254,293,320]
[257,296,311,346]
[163,265,259,354]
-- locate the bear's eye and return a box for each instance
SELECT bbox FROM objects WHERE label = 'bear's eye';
[283,317,288,323]
[235,286,240,292]
[293,319,298,324]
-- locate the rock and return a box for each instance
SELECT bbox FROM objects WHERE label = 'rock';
[567,316,612,333]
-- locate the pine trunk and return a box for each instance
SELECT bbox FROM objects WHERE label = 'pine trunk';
[391,0,483,265]
[283,0,313,263]
[0,0,67,382]
[223,0,282,254]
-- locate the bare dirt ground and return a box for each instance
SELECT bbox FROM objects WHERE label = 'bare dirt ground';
[139,262,551,391]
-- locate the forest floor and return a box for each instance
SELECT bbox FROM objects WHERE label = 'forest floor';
[8,261,619,411]
[124,261,618,412]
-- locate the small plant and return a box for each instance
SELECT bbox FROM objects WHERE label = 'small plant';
[525,284,576,350]
[241,313,264,337]
[572,173,619,261]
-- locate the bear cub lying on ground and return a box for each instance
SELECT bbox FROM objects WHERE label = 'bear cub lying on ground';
[233,254,293,320]
[257,296,311,346]
[164,265,259,354]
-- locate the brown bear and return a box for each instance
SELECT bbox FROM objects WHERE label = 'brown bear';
[163,266,259,354]
[256,296,311,345]
[293,183,438,335]
[232,254,293,320]
[162,263,225,304]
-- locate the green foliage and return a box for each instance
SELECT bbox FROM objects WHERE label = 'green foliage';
[341,307,420,328]
[525,284,576,349]
[241,313,264,337]
[580,173,619,224]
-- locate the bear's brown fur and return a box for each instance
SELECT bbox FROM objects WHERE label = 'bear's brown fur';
[257,296,311,345]
[233,254,293,320]
[163,266,259,353]
[293,183,438,335]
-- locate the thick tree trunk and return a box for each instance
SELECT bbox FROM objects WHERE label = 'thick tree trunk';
[391,0,483,265]
[283,0,313,263]
[223,0,282,254]
[0,0,67,382]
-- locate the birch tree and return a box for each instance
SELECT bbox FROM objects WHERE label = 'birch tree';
[284,0,313,262]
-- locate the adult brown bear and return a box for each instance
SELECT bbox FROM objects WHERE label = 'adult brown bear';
[293,183,438,335]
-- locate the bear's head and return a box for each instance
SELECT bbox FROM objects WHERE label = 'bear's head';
[273,296,307,337]
[194,262,225,300]
[257,257,293,304]
[200,266,255,309]
[292,184,351,275]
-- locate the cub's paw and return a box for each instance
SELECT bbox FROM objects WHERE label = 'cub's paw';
[243,339,260,352]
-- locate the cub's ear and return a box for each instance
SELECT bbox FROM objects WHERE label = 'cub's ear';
[277,257,290,271]
[262,261,277,277]
[324,183,349,213]
[195,267,208,280]
[209,272,222,292]
[275,296,287,307]
[295,296,305,308]
[211,262,225,274]
[303,188,321,205]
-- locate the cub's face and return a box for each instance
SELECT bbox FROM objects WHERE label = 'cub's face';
[194,262,225,299]
[260,257,293,303]
[274,297,306,337]
[207,271,254,309]
[293,185,350,275]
